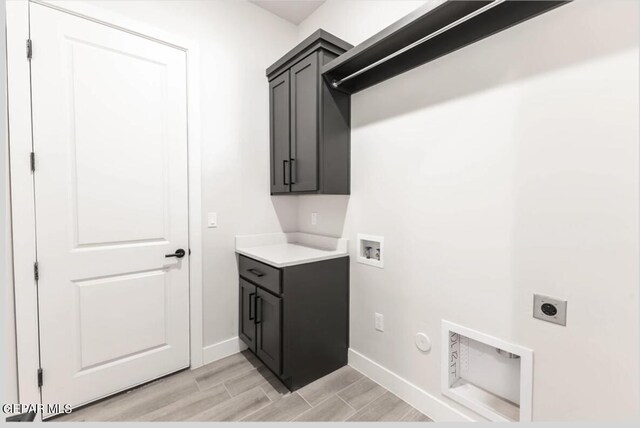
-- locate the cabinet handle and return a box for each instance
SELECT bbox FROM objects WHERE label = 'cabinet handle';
[247,268,264,277]
[249,292,255,320]
[283,160,289,185]
[255,296,262,324]
[290,158,296,184]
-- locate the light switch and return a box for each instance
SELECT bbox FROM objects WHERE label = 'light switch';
[311,212,318,225]
[207,212,217,228]
[375,313,384,332]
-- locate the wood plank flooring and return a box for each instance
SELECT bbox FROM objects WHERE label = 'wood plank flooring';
[50,351,432,422]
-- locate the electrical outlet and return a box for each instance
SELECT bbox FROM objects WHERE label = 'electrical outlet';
[533,294,567,326]
[311,212,318,225]
[375,313,384,332]
[207,212,217,228]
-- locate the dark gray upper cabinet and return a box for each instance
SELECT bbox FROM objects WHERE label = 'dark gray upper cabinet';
[267,30,353,195]
[290,53,319,192]
[269,73,290,193]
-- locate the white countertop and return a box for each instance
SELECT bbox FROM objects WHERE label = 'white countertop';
[235,232,348,268]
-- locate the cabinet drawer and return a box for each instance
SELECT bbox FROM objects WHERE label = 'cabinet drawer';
[239,255,281,295]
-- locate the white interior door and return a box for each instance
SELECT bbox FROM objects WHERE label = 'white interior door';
[29,3,190,414]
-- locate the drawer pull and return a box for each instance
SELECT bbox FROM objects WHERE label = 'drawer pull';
[248,268,265,277]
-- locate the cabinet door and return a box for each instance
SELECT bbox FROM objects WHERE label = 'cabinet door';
[269,72,291,194]
[256,288,282,375]
[290,53,319,192]
[239,279,257,351]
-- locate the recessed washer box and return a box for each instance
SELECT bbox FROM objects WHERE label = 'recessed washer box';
[442,321,533,422]
[357,234,384,268]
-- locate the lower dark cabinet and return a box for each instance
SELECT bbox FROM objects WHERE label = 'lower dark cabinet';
[238,254,349,391]
[239,279,257,352]
[255,288,282,374]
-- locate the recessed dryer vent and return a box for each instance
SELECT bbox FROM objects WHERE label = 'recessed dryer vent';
[441,321,533,422]
[357,234,383,268]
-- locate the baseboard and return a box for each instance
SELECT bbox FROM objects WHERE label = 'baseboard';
[201,336,248,366]
[348,348,473,422]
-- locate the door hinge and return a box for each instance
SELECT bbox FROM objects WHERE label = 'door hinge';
[37,368,43,387]
[26,39,32,60]
[30,152,35,172]
[34,261,39,281]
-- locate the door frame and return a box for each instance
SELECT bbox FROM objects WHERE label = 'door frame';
[6,0,204,410]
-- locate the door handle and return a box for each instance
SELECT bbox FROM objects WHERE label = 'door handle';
[249,292,256,320]
[247,268,264,277]
[255,296,262,324]
[283,160,289,185]
[165,249,186,258]
[290,158,296,184]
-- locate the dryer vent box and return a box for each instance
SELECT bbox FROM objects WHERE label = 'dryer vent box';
[442,321,533,422]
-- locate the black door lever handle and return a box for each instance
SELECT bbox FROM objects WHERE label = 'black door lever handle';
[165,249,186,258]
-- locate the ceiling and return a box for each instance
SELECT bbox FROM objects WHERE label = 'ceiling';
[249,1,326,25]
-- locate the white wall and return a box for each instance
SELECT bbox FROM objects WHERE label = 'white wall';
[83,0,299,348]
[298,0,639,421]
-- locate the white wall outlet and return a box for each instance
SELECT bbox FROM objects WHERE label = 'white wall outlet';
[311,212,318,226]
[375,313,384,332]
[533,294,567,326]
[207,212,217,228]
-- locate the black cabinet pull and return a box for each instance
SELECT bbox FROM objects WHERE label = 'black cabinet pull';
[283,160,289,185]
[290,158,296,184]
[255,296,262,324]
[247,268,264,277]
[249,292,256,320]
[165,249,186,258]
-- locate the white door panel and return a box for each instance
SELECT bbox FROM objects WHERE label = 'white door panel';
[30,3,190,412]
[71,40,167,246]
[76,270,169,370]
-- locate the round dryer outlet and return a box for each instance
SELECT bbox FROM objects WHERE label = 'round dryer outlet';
[415,332,431,352]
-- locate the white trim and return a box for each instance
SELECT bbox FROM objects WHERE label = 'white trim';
[202,337,248,366]
[7,0,205,408]
[348,348,472,422]
[7,0,42,409]
[441,320,533,422]
[34,0,192,51]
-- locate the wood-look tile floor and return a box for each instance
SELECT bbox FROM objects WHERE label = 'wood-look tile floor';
[51,351,432,422]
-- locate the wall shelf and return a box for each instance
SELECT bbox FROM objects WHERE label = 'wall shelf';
[321,0,571,94]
